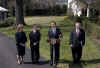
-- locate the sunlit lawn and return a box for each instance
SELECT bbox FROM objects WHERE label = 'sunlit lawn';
[25,16,66,25]
[0,16,100,68]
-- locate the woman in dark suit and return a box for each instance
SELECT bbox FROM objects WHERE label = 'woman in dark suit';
[15,24,27,64]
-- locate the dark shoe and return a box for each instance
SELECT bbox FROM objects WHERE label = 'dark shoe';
[76,60,81,64]
[50,61,53,66]
[73,60,77,64]
[36,61,39,64]
[55,63,57,66]
[32,61,36,64]
[55,61,58,66]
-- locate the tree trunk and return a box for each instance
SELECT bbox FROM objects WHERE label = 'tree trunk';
[99,10,100,18]
[16,0,25,25]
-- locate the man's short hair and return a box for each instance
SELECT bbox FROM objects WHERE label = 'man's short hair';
[76,22,81,24]
[51,21,56,25]
[33,24,37,27]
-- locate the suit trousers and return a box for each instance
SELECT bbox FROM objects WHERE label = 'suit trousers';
[50,43,60,64]
[71,46,82,62]
[30,44,40,62]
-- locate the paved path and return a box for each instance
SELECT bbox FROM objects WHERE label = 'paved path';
[0,33,51,68]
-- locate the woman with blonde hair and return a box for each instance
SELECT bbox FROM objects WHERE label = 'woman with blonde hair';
[15,24,27,64]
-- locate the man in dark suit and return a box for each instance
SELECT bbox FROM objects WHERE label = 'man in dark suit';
[29,24,41,64]
[69,22,85,63]
[47,22,62,66]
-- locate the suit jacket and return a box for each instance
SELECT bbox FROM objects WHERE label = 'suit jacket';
[69,28,85,47]
[29,30,41,46]
[15,32,27,45]
[48,27,62,44]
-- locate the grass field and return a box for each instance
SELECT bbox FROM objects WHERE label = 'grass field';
[0,16,100,68]
[25,16,66,25]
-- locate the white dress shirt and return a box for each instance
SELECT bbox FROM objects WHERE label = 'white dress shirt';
[76,28,80,35]
[52,28,56,35]
[33,29,36,33]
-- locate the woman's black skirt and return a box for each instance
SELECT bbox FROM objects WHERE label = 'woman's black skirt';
[17,44,25,56]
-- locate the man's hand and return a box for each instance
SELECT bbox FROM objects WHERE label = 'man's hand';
[20,43,25,46]
[70,44,73,47]
[47,39,50,43]
[33,42,37,46]
[33,42,38,46]
[47,37,51,43]
[81,42,83,47]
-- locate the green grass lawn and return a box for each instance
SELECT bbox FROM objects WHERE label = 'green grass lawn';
[0,16,100,68]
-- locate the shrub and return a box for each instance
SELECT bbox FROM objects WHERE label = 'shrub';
[82,18,100,40]
[95,29,100,39]
[0,17,15,27]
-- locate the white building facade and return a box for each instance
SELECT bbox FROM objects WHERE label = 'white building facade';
[0,6,8,21]
[68,0,82,16]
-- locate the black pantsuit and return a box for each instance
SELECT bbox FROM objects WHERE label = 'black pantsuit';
[69,28,85,63]
[15,32,27,56]
[17,45,25,56]
[29,30,41,63]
